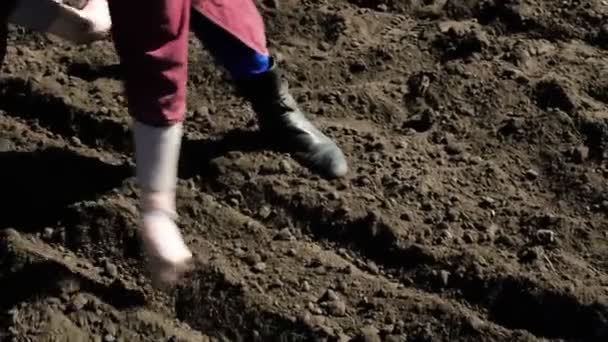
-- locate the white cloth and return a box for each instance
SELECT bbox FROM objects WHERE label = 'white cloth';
[8,0,111,44]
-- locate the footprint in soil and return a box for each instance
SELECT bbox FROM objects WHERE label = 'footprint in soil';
[0,147,130,232]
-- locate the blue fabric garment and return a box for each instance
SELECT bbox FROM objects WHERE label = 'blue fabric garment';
[191,10,270,80]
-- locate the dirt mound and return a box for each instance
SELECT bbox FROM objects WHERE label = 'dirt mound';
[1,0,608,341]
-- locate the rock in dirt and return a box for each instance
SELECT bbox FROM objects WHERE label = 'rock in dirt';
[69,293,88,311]
[525,169,539,180]
[253,262,267,273]
[104,261,118,278]
[366,261,380,274]
[302,281,311,292]
[353,325,382,342]
[573,145,589,163]
[438,270,450,287]
[275,228,295,241]
[328,299,347,317]
[42,227,55,240]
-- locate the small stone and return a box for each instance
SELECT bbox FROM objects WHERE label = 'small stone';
[337,333,351,342]
[485,223,500,240]
[70,294,88,311]
[302,281,311,292]
[324,289,339,302]
[104,261,118,278]
[480,196,496,208]
[336,280,348,292]
[437,221,450,230]
[328,299,347,317]
[70,136,82,146]
[525,169,539,180]
[275,228,295,241]
[194,106,210,117]
[367,261,380,274]
[355,325,381,342]
[253,262,267,273]
[104,334,115,342]
[445,142,464,155]
[42,227,54,240]
[279,160,293,173]
[258,205,272,219]
[245,253,262,266]
[310,315,326,326]
[536,229,555,244]
[573,145,589,163]
[308,302,323,315]
[439,270,450,287]
[446,209,460,221]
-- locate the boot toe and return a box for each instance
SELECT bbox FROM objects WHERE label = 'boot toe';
[306,144,348,179]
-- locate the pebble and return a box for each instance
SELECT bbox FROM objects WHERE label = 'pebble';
[104,335,115,342]
[70,294,88,311]
[302,281,311,292]
[42,227,54,240]
[275,228,295,241]
[446,208,460,221]
[310,315,326,326]
[324,289,339,301]
[328,299,347,316]
[439,270,450,287]
[258,205,272,219]
[104,261,118,278]
[308,302,323,315]
[485,223,500,240]
[573,145,589,163]
[445,142,464,155]
[279,160,293,173]
[355,325,381,342]
[253,262,267,273]
[367,261,380,274]
[525,169,539,180]
[245,253,262,266]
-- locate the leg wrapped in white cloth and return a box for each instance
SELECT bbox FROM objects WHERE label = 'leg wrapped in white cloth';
[8,0,111,44]
[132,120,193,288]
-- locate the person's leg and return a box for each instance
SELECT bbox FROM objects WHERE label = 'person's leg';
[7,0,110,44]
[190,10,348,178]
[190,9,270,80]
[109,0,192,288]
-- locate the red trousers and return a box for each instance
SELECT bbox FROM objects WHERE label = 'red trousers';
[1,0,268,127]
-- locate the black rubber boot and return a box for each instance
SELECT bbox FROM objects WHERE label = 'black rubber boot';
[235,61,348,178]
